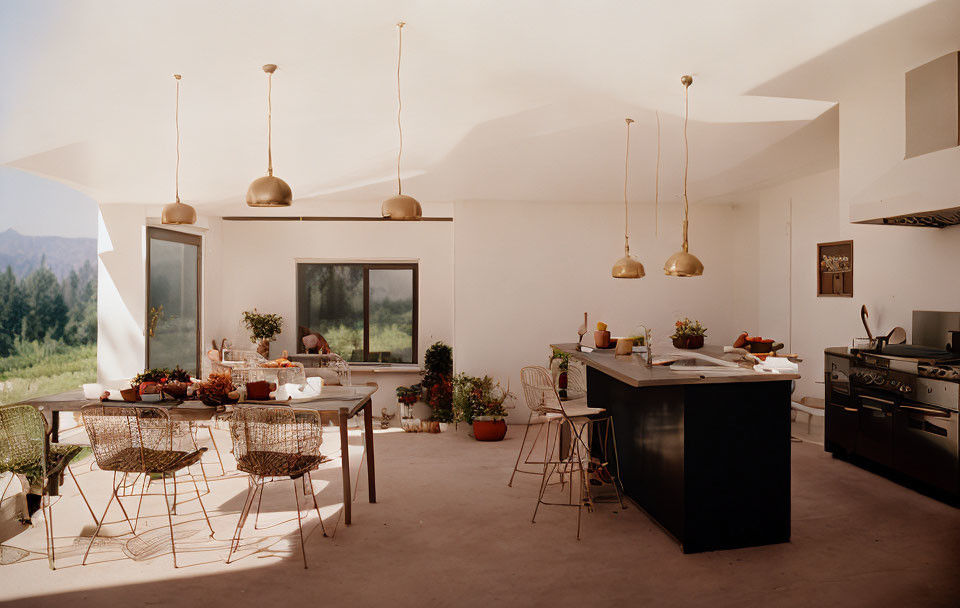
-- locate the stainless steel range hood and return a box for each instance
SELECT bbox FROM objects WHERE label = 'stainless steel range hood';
[850,51,960,229]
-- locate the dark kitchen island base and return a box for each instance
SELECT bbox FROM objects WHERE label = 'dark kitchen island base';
[587,366,792,553]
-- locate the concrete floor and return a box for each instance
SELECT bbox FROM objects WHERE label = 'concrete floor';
[0,420,958,607]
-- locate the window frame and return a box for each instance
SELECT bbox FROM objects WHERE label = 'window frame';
[145,226,203,376]
[296,261,419,365]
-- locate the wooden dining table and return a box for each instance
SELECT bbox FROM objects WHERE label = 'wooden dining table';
[19,384,377,525]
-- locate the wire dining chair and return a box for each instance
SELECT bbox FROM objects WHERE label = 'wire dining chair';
[521,365,625,539]
[227,405,328,569]
[0,404,98,569]
[80,404,214,568]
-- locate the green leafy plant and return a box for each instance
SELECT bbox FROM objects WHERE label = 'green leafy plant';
[670,318,707,339]
[549,347,570,372]
[167,366,191,383]
[422,341,454,421]
[242,309,284,341]
[452,373,511,424]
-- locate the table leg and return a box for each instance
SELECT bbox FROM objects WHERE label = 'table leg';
[51,411,60,443]
[363,400,376,504]
[48,411,61,497]
[339,407,352,526]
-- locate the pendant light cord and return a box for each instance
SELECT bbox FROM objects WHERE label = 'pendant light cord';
[655,111,660,237]
[267,71,274,177]
[396,22,405,195]
[623,118,633,255]
[174,74,181,204]
[682,79,690,253]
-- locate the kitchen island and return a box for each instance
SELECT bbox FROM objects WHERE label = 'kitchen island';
[552,343,800,553]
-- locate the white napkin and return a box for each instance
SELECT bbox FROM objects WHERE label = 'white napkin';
[753,357,799,374]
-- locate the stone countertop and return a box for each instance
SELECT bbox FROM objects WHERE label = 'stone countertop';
[551,343,801,388]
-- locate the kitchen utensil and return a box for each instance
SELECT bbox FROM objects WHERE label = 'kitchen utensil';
[577,312,587,348]
[886,326,907,345]
[860,305,875,341]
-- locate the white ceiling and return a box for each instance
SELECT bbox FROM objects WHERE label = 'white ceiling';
[0,0,934,211]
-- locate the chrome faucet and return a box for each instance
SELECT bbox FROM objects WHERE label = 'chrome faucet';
[636,325,653,366]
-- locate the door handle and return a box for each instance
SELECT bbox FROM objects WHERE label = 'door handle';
[861,396,895,406]
[842,407,857,412]
[899,404,950,418]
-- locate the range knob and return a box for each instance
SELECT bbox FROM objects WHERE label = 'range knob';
[899,384,912,393]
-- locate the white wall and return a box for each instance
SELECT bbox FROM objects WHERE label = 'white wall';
[747,166,960,402]
[214,213,455,417]
[742,40,960,401]
[97,204,224,382]
[454,199,760,421]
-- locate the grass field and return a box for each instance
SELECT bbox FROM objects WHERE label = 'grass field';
[0,343,97,406]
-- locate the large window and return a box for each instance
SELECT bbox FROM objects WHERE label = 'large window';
[146,227,201,376]
[297,263,418,364]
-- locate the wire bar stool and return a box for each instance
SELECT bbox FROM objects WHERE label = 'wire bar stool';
[521,366,625,539]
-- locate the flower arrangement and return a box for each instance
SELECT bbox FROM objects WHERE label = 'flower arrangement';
[196,371,237,407]
[452,373,511,424]
[670,318,707,349]
[396,384,420,405]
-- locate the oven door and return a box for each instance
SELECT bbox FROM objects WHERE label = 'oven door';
[893,400,959,496]
[855,392,895,466]
[825,371,857,454]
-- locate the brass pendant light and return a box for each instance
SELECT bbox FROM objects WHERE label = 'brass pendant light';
[161,75,198,225]
[664,75,704,277]
[612,118,645,279]
[381,22,422,220]
[246,64,293,208]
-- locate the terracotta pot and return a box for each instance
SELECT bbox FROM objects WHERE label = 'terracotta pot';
[119,388,140,402]
[472,419,507,442]
[594,330,612,348]
[672,335,704,349]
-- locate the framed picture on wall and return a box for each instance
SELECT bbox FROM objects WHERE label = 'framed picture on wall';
[817,240,853,297]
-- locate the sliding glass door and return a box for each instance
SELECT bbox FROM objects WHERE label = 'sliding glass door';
[146,227,201,376]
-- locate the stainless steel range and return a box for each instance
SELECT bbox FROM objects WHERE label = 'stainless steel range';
[824,311,960,500]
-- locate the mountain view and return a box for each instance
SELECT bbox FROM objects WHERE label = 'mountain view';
[0,228,97,280]
[0,228,98,405]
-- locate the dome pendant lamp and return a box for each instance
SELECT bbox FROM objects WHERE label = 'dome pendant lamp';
[161,75,197,225]
[246,64,293,208]
[381,22,422,220]
[663,75,704,277]
[611,118,644,279]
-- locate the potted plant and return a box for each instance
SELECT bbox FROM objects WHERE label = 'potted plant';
[396,384,420,419]
[671,318,707,349]
[453,373,511,441]
[549,347,571,396]
[421,341,454,428]
[242,309,284,358]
